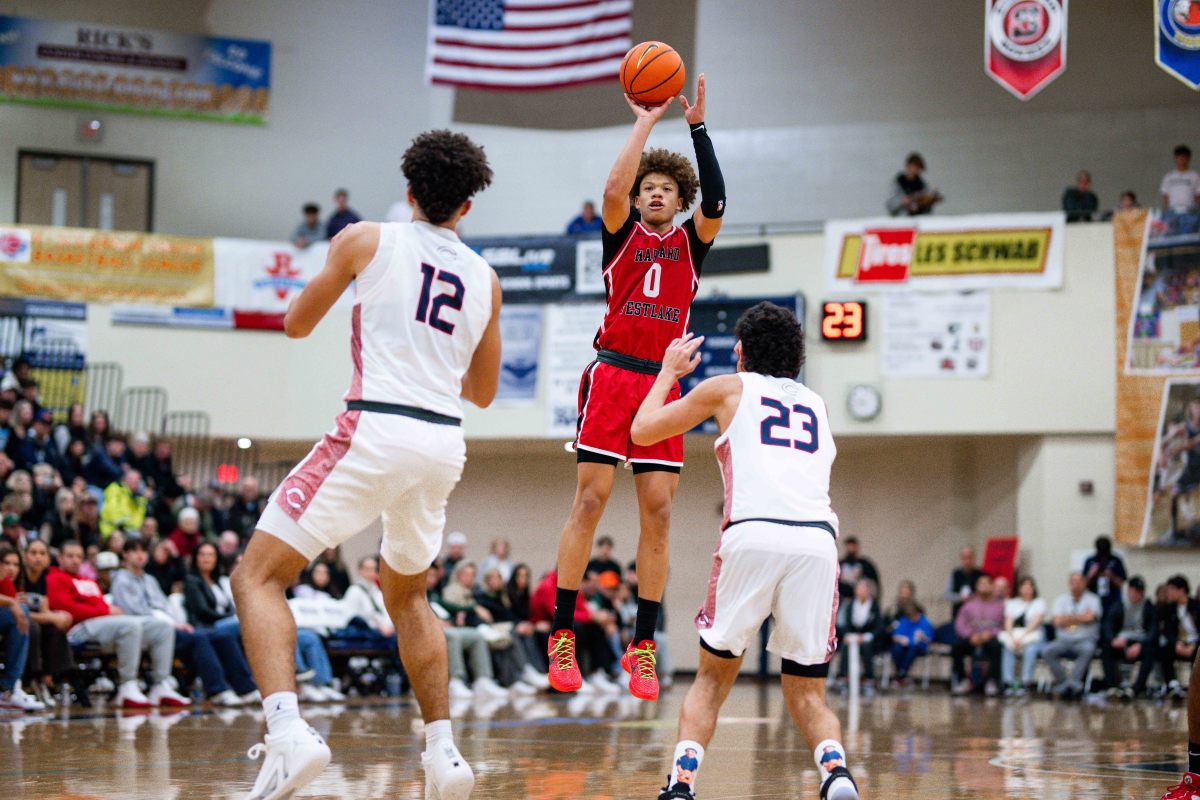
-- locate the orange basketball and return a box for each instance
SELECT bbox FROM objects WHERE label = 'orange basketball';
[620,41,685,107]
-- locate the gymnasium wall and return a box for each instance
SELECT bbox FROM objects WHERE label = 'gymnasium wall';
[0,1,1194,239]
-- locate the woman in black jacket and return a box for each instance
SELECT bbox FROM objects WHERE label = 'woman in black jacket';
[184,542,240,632]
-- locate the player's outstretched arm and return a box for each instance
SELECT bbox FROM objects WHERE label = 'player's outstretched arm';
[601,95,673,232]
[283,222,378,338]
[461,270,503,408]
[632,334,740,445]
[680,74,725,244]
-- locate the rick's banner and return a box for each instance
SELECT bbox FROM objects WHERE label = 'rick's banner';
[984,0,1067,100]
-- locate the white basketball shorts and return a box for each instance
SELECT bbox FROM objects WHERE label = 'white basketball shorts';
[695,519,840,668]
[256,408,466,575]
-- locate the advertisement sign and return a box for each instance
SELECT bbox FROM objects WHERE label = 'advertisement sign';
[1156,0,1200,90]
[496,305,543,405]
[984,0,1068,100]
[0,14,271,123]
[826,213,1064,292]
[469,236,591,304]
[881,292,992,378]
[544,303,606,438]
[212,239,347,314]
[0,224,213,305]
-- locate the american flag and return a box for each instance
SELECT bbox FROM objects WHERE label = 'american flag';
[427,0,633,91]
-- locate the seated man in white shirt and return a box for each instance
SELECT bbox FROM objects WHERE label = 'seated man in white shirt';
[1040,572,1102,698]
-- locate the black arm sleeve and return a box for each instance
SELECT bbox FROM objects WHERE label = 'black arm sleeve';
[691,122,725,218]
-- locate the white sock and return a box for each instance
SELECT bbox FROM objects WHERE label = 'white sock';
[425,719,453,753]
[263,691,300,735]
[814,739,848,782]
[669,740,704,793]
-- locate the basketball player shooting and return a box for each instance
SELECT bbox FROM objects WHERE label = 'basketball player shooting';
[229,130,501,800]
[630,303,859,800]
[547,74,725,701]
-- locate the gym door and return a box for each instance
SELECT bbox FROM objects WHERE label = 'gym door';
[16,151,154,231]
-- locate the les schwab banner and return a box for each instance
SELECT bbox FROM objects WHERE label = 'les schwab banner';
[825,213,1065,292]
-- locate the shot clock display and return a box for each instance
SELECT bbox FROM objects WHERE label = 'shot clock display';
[820,300,867,342]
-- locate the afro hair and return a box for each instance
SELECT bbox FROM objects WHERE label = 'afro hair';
[401,130,493,225]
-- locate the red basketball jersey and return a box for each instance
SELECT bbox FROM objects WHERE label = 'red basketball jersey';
[596,210,712,362]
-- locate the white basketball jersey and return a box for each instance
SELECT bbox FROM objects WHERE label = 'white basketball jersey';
[344,221,493,418]
[713,372,839,531]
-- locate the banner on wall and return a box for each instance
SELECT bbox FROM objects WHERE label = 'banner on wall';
[496,305,543,404]
[213,239,350,314]
[1156,0,1200,90]
[0,14,271,123]
[1124,224,1200,373]
[984,0,1068,100]
[1140,378,1200,545]
[881,292,991,378]
[0,224,213,305]
[825,213,1064,292]
[544,303,606,438]
[467,235,602,303]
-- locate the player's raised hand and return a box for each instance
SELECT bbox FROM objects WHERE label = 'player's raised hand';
[625,93,673,123]
[679,73,705,125]
[661,332,705,379]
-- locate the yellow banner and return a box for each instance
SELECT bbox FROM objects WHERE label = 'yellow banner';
[835,227,1054,279]
[0,225,213,305]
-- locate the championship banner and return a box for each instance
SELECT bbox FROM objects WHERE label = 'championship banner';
[825,213,1065,292]
[984,0,1067,101]
[1156,0,1200,90]
[0,224,213,306]
[0,14,271,123]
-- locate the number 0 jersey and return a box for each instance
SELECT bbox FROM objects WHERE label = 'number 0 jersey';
[596,210,712,362]
[714,372,839,532]
[346,221,494,418]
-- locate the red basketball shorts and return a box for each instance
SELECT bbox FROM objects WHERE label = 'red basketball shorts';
[573,360,683,470]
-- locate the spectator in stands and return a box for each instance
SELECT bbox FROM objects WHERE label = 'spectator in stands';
[477,537,514,584]
[1,512,28,551]
[52,403,85,454]
[294,561,336,599]
[1119,191,1139,211]
[836,578,883,694]
[20,409,64,476]
[1062,170,1099,223]
[168,507,204,560]
[309,547,350,598]
[0,399,13,454]
[100,469,148,540]
[945,546,985,620]
[951,573,1004,696]
[342,556,395,635]
[438,531,469,592]
[887,152,943,216]
[83,437,124,490]
[473,565,547,691]
[292,203,323,248]
[17,538,74,706]
[890,599,933,686]
[5,399,32,467]
[838,536,880,599]
[0,543,41,710]
[113,539,257,707]
[1041,571,1102,699]
[1083,535,1126,618]
[566,200,603,235]
[224,477,264,542]
[1162,145,1200,218]
[216,530,241,575]
[587,535,623,585]
[426,564,509,700]
[1157,574,1200,699]
[40,487,77,549]
[998,576,1046,696]
[86,410,110,445]
[93,551,119,593]
[74,493,100,549]
[325,188,361,239]
[1102,575,1156,699]
[49,540,190,708]
[58,438,87,487]
[530,568,618,691]
[478,565,546,684]
[146,537,186,596]
[125,432,154,477]
[147,439,179,497]
[0,357,30,394]
[885,580,918,628]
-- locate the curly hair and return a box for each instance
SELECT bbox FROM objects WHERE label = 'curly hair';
[632,148,699,211]
[401,130,493,225]
[734,301,805,378]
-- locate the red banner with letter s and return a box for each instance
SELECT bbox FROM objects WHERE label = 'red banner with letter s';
[985,0,1067,100]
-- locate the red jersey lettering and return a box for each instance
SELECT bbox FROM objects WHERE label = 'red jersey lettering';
[596,211,712,361]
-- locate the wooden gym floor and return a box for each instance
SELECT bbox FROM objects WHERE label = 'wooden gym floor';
[0,678,1187,798]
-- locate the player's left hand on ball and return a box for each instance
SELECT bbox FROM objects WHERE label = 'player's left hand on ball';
[679,73,705,125]
[662,332,704,378]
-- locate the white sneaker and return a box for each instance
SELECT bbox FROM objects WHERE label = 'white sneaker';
[823,775,859,800]
[575,678,597,695]
[0,687,44,712]
[240,690,262,705]
[114,680,152,709]
[588,671,620,694]
[472,677,509,700]
[244,720,331,800]
[508,681,537,697]
[448,678,474,701]
[211,689,246,707]
[148,681,192,708]
[92,675,116,695]
[520,665,550,689]
[421,739,474,800]
[317,685,347,702]
[299,684,327,703]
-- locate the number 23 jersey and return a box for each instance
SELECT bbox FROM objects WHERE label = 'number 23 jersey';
[595,210,712,361]
[714,372,839,532]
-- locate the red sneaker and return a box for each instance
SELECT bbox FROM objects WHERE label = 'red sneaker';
[547,630,582,692]
[1162,773,1200,800]
[621,639,659,701]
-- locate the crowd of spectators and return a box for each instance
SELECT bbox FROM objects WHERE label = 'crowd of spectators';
[290,189,363,248]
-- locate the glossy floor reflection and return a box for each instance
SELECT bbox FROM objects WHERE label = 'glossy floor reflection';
[0,679,1188,798]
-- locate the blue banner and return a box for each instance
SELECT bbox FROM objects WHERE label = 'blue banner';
[0,14,271,123]
[496,305,542,404]
[1157,0,1200,90]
